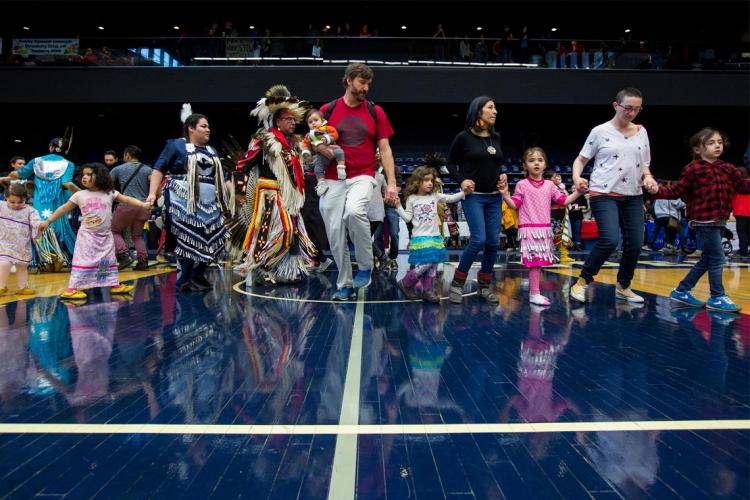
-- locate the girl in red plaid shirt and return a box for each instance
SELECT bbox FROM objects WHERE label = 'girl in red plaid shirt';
[655,128,750,312]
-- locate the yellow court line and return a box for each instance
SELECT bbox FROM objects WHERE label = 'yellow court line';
[2,420,748,435]
[0,266,174,306]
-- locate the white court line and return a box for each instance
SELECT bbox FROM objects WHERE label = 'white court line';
[327,288,366,500]
[232,280,476,304]
[1,420,748,435]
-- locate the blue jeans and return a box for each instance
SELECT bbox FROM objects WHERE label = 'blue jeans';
[676,225,725,298]
[581,194,644,288]
[457,193,502,274]
[374,206,400,259]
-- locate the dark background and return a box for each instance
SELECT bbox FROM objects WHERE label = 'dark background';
[2,0,749,178]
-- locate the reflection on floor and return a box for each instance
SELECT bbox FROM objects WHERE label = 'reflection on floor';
[0,254,748,498]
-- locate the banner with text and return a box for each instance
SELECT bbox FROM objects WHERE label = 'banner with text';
[12,38,80,56]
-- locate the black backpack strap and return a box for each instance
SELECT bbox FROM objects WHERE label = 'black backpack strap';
[325,98,380,144]
[322,98,338,121]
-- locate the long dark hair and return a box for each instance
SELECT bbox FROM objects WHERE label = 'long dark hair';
[81,162,114,192]
[465,95,500,139]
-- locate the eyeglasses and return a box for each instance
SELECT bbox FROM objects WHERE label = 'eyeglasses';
[277,117,296,122]
[616,103,643,113]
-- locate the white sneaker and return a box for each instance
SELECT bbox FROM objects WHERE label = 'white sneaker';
[529,294,551,306]
[337,163,347,180]
[615,284,644,303]
[570,278,588,302]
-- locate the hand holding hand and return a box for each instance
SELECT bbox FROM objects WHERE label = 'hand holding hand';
[461,179,475,195]
[38,221,49,232]
[573,176,589,193]
[496,174,508,193]
[145,194,156,205]
[643,175,659,194]
[384,183,399,204]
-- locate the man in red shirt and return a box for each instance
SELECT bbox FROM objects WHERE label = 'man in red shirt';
[317,63,399,300]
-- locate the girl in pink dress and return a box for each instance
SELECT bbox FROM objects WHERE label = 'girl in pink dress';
[0,183,43,296]
[39,163,151,299]
[500,148,584,305]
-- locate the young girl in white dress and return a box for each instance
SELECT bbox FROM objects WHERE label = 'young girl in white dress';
[40,163,151,299]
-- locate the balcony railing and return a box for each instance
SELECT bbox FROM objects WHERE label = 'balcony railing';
[4,36,748,71]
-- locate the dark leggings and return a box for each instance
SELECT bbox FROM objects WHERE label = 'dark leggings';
[177,258,207,286]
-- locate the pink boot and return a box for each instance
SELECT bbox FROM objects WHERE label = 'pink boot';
[398,270,420,300]
[420,274,439,303]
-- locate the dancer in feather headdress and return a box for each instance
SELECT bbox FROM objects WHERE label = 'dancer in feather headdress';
[232,85,315,285]
[146,105,235,293]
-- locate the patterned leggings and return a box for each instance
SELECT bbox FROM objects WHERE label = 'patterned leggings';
[413,263,437,278]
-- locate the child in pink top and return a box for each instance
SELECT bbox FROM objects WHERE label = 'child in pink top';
[500,147,585,305]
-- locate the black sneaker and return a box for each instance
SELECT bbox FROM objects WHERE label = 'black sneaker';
[117,253,134,270]
[179,281,200,293]
[133,260,149,271]
[191,276,212,290]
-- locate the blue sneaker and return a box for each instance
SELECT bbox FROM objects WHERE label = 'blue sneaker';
[670,289,705,307]
[332,287,356,301]
[353,269,372,289]
[707,310,740,325]
[706,295,741,312]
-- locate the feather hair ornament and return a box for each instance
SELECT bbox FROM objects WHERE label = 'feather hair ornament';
[180,103,193,123]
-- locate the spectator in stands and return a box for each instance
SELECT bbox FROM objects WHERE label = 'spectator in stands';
[359,24,372,37]
[447,96,507,304]
[317,63,399,300]
[502,25,515,63]
[458,36,472,62]
[82,47,98,65]
[570,40,586,68]
[651,197,685,254]
[570,87,657,304]
[433,23,447,60]
[474,35,488,63]
[110,145,152,271]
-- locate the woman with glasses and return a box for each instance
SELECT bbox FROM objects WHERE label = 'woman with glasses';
[569,87,657,304]
[233,85,315,286]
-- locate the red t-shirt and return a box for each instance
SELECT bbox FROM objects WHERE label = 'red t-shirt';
[320,98,394,180]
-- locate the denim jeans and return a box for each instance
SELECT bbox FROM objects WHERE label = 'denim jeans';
[581,194,644,288]
[676,225,725,298]
[374,206,400,259]
[457,193,502,274]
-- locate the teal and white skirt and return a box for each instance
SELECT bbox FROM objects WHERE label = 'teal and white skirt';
[408,236,447,264]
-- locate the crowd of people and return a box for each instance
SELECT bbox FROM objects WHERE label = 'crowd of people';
[3,20,738,70]
[1,68,749,311]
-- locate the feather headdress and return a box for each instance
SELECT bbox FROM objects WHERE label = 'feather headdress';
[251,85,310,129]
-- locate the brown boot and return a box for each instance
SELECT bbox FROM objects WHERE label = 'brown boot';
[477,272,499,303]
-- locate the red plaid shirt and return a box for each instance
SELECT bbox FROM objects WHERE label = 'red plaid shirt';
[656,159,750,222]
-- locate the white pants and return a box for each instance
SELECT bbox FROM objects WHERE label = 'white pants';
[319,175,375,289]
